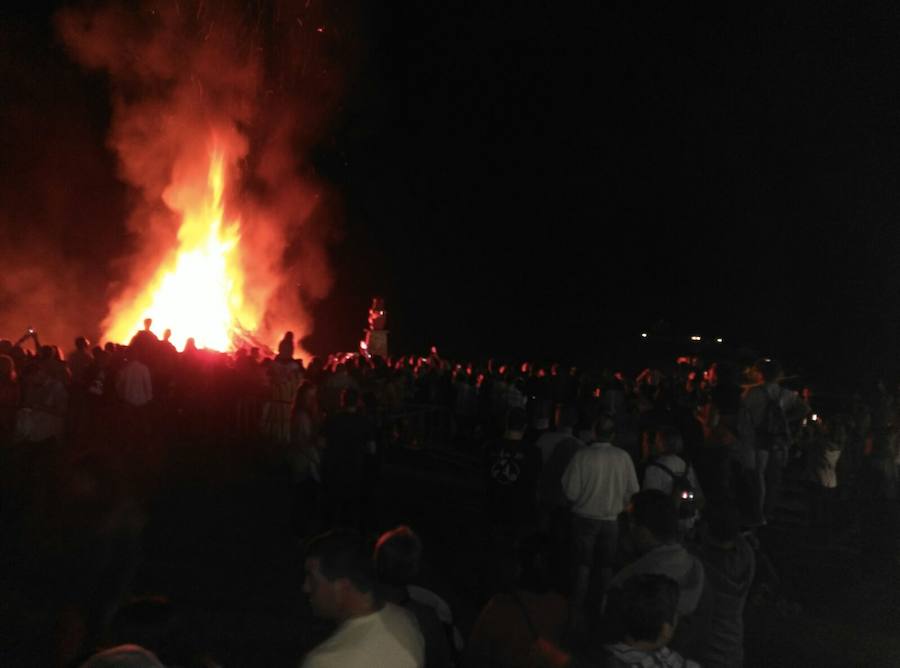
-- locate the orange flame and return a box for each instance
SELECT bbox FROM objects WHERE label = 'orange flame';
[105,150,259,351]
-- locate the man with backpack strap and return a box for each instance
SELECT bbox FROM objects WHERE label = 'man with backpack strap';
[643,426,704,536]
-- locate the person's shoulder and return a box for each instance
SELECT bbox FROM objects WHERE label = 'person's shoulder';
[658,453,686,469]
[382,600,420,625]
[406,584,454,622]
[610,444,634,461]
[568,445,591,462]
[300,633,348,668]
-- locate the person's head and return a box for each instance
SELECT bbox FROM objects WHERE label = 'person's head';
[75,336,89,351]
[555,404,578,430]
[162,329,172,342]
[107,596,176,665]
[591,413,616,443]
[143,318,152,331]
[303,530,377,621]
[629,489,678,551]
[505,407,528,437]
[278,333,294,360]
[374,525,423,587]
[756,358,783,384]
[78,644,164,668]
[654,425,683,456]
[609,574,680,649]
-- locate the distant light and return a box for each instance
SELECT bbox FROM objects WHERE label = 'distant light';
[811,413,818,422]
[316,26,325,33]
[641,332,648,338]
[716,337,724,343]
[690,335,702,342]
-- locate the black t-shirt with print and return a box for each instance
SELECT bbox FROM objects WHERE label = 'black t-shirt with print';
[484,437,541,525]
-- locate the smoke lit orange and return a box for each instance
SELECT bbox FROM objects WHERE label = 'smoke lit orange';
[105,150,259,351]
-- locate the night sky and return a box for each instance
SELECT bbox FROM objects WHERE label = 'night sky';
[2,3,899,387]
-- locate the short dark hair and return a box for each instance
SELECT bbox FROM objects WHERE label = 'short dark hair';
[555,404,579,429]
[374,525,422,586]
[656,425,683,456]
[631,489,678,543]
[592,414,616,441]
[757,358,782,383]
[612,573,679,643]
[305,530,375,594]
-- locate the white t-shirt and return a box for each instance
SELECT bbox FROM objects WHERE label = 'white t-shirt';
[301,603,424,668]
[562,442,639,521]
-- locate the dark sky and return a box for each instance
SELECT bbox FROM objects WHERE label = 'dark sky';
[2,2,899,386]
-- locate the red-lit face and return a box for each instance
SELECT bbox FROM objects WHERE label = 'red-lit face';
[303,557,341,620]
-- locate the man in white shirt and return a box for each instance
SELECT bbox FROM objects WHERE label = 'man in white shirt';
[116,356,153,408]
[301,530,425,668]
[562,414,639,610]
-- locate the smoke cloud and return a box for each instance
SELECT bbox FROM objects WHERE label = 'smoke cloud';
[53,0,348,354]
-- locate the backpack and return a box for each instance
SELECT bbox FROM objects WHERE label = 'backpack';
[755,392,791,453]
[649,460,698,520]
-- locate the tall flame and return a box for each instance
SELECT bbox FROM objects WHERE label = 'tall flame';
[105,150,258,351]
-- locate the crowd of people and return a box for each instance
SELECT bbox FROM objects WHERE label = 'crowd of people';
[0,320,897,667]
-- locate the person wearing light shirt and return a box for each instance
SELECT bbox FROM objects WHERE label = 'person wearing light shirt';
[301,529,424,668]
[562,414,639,609]
[116,357,153,407]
